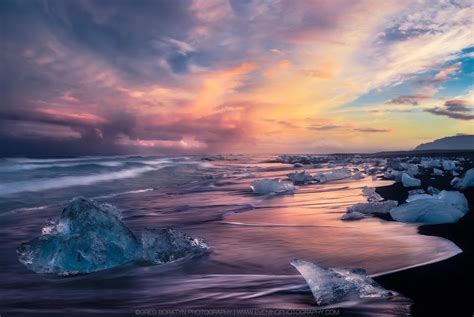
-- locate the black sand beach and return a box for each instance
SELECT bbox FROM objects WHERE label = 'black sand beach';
[374,151,474,316]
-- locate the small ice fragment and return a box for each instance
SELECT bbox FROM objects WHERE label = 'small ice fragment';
[432,168,443,176]
[427,186,440,195]
[352,171,365,179]
[347,200,398,214]
[341,211,365,220]
[141,228,208,264]
[405,164,419,176]
[408,189,425,195]
[401,173,421,187]
[442,160,456,171]
[290,259,393,306]
[288,171,312,184]
[451,177,462,187]
[250,179,295,194]
[362,186,383,202]
[294,163,304,168]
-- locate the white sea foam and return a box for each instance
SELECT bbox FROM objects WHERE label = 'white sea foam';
[0,166,157,196]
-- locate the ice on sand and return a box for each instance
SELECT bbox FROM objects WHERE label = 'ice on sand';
[401,173,421,187]
[313,168,352,183]
[390,190,468,224]
[291,259,393,305]
[454,168,474,189]
[17,197,208,274]
[141,228,209,264]
[288,171,312,184]
[17,197,141,274]
[250,179,295,194]
[341,211,365,221]
[347,200,398,214]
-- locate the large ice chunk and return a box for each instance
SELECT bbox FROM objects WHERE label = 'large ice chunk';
[290,259,393,305]
[141,228,209,264]
[390,197,466,224]
[17,197,141,274]
[436,190,469,214]
[401,173,421,187]
[17,198,209,275]
[347,200,398,214]
[250,179,295,194]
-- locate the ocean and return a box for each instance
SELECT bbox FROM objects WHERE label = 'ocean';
[0,155,461,316]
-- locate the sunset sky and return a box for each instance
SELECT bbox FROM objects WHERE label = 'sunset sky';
[1,0,473,155]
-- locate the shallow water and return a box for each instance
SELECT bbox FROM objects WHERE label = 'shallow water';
[0,155,461,316]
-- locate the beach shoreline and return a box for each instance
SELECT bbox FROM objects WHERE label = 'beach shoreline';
[373,154,473,316]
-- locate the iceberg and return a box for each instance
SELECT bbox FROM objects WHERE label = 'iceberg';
[401,173,421,187]
[17,197,141,274]
[17,197,209,275]
[250,179,295,194]
[290,259,393,305]
[141,228,209,264]
[390,192,467,224]
[347,200,398,214]
[288,171,312,184]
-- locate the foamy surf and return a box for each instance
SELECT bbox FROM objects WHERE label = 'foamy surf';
[0,166,157,196]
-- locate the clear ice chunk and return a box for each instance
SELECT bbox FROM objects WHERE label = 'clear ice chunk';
[390,197,465,224]
[141,228,209,264]
[401,173,421,187]
[17,198,209,275]
[17,197,141,274]
[347,200,398,214]
[291,259,393,306]
[288,171,312,184]
[456,168,474,189]
[313,168,352,183]
[341,211,365,221]
[250,179,295,194]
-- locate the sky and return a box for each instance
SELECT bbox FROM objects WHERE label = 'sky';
[0,0,473,156]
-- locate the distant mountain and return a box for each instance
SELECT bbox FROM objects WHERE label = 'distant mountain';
[415,135,474,151]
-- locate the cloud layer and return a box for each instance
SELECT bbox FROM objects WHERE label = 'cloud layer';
[0,0,473,155]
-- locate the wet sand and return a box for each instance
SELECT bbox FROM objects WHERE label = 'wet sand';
[374,152,473,316]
